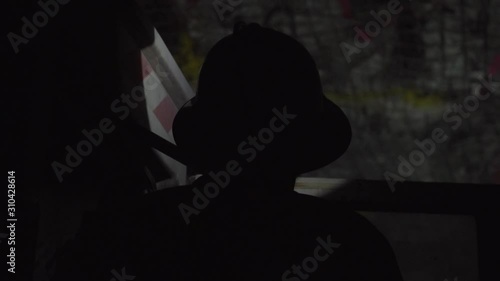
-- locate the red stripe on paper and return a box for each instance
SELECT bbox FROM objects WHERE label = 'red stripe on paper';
[153,96,178,132]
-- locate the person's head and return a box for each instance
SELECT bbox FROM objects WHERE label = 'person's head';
[173,23,351,180]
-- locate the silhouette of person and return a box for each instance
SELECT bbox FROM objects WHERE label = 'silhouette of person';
[141,22,403,281]
[52,23,403,281]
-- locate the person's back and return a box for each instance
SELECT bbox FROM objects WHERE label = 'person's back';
[116,176,403,281]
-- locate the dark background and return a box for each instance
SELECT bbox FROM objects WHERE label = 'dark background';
[3,0,499,281]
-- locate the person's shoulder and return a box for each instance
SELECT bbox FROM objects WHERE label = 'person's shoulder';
[290,192,403,280]
[288,192,391,247]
